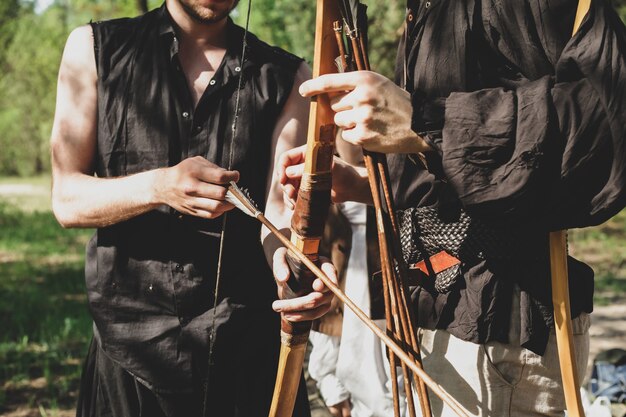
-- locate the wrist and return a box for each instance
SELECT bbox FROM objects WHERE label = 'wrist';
[352,166,373,205]
[146,168,167,206]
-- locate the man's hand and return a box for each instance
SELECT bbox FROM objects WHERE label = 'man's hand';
[299,71,431,154]
[328,399,352,417]
[271,247,337,322]
[156,156,239,219]
[276,145,372,208]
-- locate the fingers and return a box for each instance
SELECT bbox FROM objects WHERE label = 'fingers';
[314,259,338,293]
[284,163,304,180]
[334,109,360,130]
[341,125,370,147]
[272,255,338,322]
[282,164,304,208]
[276,146,306,209]
[276,145,307,184]
[283,185,297,210]
[181,181,229,200]
[272,290,334,322]
[330,88,375,113]
[176,157,239,193]
[272,247,291,284]
[196,166,239,185]
[181,197,235,219]
[299,72,360,97]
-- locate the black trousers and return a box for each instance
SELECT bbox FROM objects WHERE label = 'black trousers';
[76,338,311,417]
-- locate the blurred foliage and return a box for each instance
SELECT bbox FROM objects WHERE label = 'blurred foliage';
[0,0,625,177]
[236,0,405,77]
[0,0,160,177]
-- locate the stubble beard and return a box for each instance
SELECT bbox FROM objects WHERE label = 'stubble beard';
[178,0,240,24]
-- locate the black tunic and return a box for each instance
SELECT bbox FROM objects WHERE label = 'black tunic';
[393,0,626,354]
[79,5,310,416]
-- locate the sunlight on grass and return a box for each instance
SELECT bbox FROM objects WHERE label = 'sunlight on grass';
[0,176,623,415]
[570,210,626,305]
[0,175,52,212]
[0,184,93,414]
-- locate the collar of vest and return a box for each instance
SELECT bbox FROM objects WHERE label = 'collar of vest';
[156,4,258,78]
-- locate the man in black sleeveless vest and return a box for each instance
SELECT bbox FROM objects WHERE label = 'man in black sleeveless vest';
[278,1,626,416]
[50,0,336,416]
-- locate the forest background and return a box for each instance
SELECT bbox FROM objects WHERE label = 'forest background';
[1,0,626,176]
[0,1,625,416]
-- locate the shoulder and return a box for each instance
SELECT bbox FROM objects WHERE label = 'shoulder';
[243,29,304,74]
[89,8,160,46]
[65,24,94,54]
[61,25,96,81]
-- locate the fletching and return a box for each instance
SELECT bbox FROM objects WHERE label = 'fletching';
[225,182,261,218]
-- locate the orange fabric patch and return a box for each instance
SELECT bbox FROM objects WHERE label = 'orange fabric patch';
[410,251,460,276]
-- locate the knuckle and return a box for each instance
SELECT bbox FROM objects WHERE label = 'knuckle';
[216,186,228,200]
[204,208,219,219]
[207,200,220,211]
[353,136,365,147]
[363,94,377,106]
[182,181,197,195]
[214,171,228,184]
[361,107,374,123]
[361,71,375,83]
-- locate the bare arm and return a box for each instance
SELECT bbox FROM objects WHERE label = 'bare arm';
[50,26,238,228]
[261,62,310,254]
[262,62,336,322]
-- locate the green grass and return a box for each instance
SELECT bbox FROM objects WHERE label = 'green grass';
[0,193,92,414]
[0,176,623,415]
[570,210,626,305]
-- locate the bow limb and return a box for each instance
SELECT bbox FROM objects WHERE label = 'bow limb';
[245,208,470,417]
[268,1,341,416]
[550,2,591,417]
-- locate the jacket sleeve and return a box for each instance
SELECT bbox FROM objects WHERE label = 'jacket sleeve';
[308,331,350,407]
[414,0,626,230]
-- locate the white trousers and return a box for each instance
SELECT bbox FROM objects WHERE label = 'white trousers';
[417,313,590,417]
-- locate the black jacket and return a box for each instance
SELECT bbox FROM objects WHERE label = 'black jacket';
[393,0,625,354]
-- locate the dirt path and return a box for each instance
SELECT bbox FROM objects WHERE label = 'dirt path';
[0,181,51,212]
[589,304,626,373]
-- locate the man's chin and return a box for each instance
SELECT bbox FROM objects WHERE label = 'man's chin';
[179,3,229,24]
[178,0,239,25]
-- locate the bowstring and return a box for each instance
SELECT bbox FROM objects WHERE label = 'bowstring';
[202,0,253,414]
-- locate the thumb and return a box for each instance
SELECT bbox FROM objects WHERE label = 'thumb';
[272,247,291,284]
[285,164,305,180]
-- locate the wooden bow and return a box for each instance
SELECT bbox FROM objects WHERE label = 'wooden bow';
[268,1,341,416]
[226,183,469,417]
[550,2,591,417]
[268,1,439,416]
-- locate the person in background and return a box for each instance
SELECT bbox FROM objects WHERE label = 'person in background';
[308,138,407,417]
[49,0,335,415]
[279,1,626,416]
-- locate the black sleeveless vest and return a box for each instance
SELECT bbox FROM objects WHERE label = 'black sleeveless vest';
[87,5,303,402]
